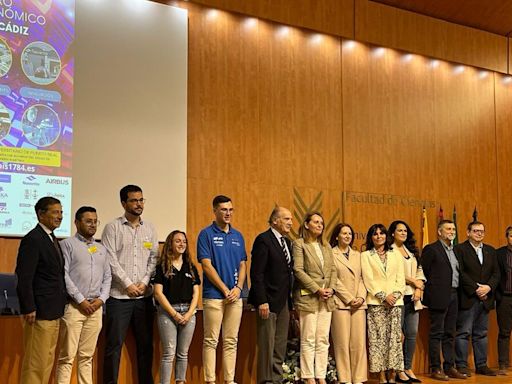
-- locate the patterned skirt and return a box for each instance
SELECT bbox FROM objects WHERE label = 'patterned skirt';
[367,305,404,372]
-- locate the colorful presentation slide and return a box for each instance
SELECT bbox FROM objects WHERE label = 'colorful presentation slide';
[0,0,74,236]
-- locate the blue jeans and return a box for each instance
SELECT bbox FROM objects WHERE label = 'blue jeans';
[401,296,419,370]
[455,301,489,369]
[157,304,196,383]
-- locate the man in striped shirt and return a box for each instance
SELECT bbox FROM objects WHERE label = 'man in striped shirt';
[102,185,158,384]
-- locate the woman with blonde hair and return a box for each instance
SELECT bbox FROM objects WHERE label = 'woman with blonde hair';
[293,212,337,384]
[329,223,368,384]
[154,230,200,384]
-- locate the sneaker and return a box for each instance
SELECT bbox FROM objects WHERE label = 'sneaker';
[475,366,497,376]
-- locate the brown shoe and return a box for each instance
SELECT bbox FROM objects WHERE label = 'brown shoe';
[431,370,449,381]
[446,367,467,379]
[457,367,472,377]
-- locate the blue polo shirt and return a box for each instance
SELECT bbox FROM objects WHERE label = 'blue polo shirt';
[197,222,247,299]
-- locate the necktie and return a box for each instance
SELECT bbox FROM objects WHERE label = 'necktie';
[50,232,63,264]
[281,237,291,265]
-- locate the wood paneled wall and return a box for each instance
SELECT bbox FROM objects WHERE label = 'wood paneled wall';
[2,1,512,382]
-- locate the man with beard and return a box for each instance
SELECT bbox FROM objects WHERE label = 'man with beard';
[102,185,158,384]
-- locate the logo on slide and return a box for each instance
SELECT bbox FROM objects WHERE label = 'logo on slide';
[23,175,39,186]
[0,174,11,183]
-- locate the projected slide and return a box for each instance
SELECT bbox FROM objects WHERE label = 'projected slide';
[0,0,74,236]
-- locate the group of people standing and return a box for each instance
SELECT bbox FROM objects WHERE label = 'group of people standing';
[13,186,512,384]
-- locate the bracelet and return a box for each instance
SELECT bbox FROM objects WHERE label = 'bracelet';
[234,286,242,292]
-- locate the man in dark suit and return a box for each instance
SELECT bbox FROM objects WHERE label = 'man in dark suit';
[422,219,467,381]
[15,196,67,384]
[496,225,512,375]
[249,206,293,384]
[454,221,500,376]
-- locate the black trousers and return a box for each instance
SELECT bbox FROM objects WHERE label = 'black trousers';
[103,297,154,384]
[497,295,512,367]
[428,290,458,372]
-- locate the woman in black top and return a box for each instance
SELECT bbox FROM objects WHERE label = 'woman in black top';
[154,230,200,384]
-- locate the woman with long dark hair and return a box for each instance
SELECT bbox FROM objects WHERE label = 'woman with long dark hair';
[361,224,406,384]
[388,220,426,383]
[293,212,337,384]
[154,230,200,384]
[329,223,368,384]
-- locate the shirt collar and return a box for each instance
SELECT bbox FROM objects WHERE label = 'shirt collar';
[470,241,483,252]
[211,221,231,234]
[270,227,283,242]
[38,222,53,235]
[440,239,453,251]
[121,215,144,225]
[75,232,95,245]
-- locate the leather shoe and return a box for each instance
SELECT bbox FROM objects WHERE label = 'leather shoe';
[457,367,472,377]
[497,365,508,375]
[446,367,467,379]
[430,370,448,381]
[476,366,497,376]
[395,373,410,383]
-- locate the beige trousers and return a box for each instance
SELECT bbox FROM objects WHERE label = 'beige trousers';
[299,303,332,379]
[202,298,243,383]
[20,318,60,384]
[331,309,368,383]
[56,304,103,384]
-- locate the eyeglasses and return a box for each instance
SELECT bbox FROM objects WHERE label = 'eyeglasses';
[471,229,485,234]
[127,198,146,204]
[83,220,100,227]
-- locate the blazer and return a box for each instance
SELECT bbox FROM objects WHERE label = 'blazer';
[15,224,67,320]
[361,248,405,306]
[292,238,337,312]
[248,228,293,313]
[421,240,455,310]
[392,244,426,310]
[332,246,367,310]
[454,240,500,311]
[496,246,511,303]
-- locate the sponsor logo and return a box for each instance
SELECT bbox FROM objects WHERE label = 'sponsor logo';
[47,192,65,199]
[0,218,12,228]
[23,175,39,186]
[22,221,32,231]
[24,189,38,200]
[46,178,69,185]
[0,174,11,183]
[19,203,32,208]
[0,202,9,214]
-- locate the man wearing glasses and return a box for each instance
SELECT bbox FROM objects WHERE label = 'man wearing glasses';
[56,206,111,384]
[102,185,158,384]
[197,195,247,384]
[454,221,500,377]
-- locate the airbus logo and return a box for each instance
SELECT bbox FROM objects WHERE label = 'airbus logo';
[46,178,69,185]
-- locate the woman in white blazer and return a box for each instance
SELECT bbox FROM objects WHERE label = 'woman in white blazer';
[361,224,406,384]
[293,212,337,384]
[389,220,426,383]
[329,223,367,384]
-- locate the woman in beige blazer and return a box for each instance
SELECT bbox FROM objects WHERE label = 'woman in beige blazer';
[293,212,337,384]
[389,220,426,383]
[361,224,406,384]
[329,223,368,384]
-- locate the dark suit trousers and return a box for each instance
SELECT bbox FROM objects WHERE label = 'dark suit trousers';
[103,297,154,384]
[428,290,458,372]
[256,305,289,384]
[497,296,512,367]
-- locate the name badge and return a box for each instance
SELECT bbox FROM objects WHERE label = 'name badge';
[143,241,153,250]
[88,245,97,254]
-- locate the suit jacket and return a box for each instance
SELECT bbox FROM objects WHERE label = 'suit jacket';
[454,240,500,311]
[292,238,337,312]
[15,224,67,320]
[421,240,454,310]
[332,246,367,310]
[361,248,405,306]
[248,228,293,313]
[496,246,511,303]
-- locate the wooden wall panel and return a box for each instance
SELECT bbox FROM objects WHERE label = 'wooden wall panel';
[186,0,354,38]
[355,0,508,73]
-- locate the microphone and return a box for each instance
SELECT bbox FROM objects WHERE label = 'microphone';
[1,289,15,315]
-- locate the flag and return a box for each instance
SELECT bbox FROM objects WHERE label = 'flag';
[472,206,478,222]
[453,205,458,246]
[438,205,444,224]
[422,206,429,248]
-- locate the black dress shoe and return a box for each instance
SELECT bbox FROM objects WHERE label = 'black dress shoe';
[476,366,497,376]
[395,373,410,383]
[404,372,421,383]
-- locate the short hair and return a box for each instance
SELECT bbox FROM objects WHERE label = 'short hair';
[506,226,512,238]
[34,196,61,215]
[268,205,282,225]
[467,221,484,231]
[212,195,231,208]
[329,223,355,248]
[75,206,97,221]
[364,224,390,252]
[120,185,142,202]
[437,219,454,230]
[299,211,326,245]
